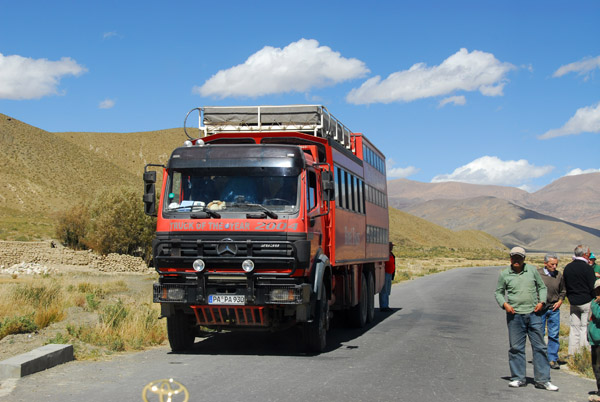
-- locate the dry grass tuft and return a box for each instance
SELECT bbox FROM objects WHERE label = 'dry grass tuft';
[0,273,166,359]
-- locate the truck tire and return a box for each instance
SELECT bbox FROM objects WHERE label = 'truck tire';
[305,285,328,353]
[366,272,375,323]
[167,312,196,352]
[349,273,368,328]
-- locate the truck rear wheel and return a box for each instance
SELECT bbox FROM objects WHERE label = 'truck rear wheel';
[366,272,375,323]
[167,311,196,352]
[349,273,368,328]
[305,285,328,353]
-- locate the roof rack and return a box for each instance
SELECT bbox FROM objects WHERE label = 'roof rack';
[190,105,353,149]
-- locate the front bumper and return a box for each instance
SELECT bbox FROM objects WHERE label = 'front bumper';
[153,277,311,305]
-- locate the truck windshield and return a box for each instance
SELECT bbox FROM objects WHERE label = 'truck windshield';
[164,170,300,214]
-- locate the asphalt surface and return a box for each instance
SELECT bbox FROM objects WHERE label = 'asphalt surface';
[0,266,595,401]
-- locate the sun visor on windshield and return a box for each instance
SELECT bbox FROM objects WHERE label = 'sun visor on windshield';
[167,144,306,171]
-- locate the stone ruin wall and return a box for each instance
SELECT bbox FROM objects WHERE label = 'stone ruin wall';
[0,240,151,273]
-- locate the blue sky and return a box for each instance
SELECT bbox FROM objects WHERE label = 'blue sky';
[1,0,599,191]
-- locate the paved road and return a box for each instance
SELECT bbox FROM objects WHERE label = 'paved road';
[1,266,595,401]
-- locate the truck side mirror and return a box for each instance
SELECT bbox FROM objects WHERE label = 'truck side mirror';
[143,170,157,216]
[321,170,334,202]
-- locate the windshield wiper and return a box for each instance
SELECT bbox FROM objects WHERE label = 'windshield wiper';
[232,203,278,219]
[190,205,221,219]
[169,204,221,218]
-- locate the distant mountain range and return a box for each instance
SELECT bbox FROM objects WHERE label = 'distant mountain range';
[388,174,600,253]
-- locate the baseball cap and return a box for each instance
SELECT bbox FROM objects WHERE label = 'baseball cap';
[509,246,526,258]
[591,253,596,260]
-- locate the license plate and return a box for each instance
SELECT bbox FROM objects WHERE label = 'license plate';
[208,295,245,305]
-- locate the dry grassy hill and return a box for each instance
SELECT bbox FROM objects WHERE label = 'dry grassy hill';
[53,128,198,178]
[0,114,133,212]
[0,114,191,240]
[389,207,507,257]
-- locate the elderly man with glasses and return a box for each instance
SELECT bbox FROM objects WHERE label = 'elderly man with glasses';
[537,253,566,370]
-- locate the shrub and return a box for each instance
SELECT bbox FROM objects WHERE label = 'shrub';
[55,203,89,250]
[85,293,100,311]
[54,187,155,262]
[100,299,128,329]
[35,305,65,328]
[570,349,594,378]
[394,271,412,282]
[77,282,106,298]
[13,283,61,308]
[84,187,155,262]
[0,314,38,339]
[46,332,71,345]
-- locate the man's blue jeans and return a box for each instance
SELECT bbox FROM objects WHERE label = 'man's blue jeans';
[379,272,393,309]
[506,312,551,383]
[541,308,561,362]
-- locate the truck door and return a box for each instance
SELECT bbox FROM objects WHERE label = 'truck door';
[306,168,323,254]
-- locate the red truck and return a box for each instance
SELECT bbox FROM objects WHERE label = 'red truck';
[143,105,389,352]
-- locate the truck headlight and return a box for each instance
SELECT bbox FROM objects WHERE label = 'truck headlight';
[270,289,293,302]
[242,259,254,273]
[167,287,186,301]
[193,259,205,272]
[268,287,302,304]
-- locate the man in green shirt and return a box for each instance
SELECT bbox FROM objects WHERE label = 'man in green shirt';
[588,279,600,402]
[495,246,558,391]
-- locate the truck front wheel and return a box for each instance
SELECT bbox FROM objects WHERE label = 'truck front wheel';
[305,285,329,353]
[167,311,196,352]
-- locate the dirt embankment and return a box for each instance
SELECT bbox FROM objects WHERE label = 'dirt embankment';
[0,240,151,274]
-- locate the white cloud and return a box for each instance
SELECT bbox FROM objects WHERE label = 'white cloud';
[517,184,535,193]
[538,102,600,139]
[523,64,534,73]
[431,156,553,186]
[103,31,118,39]
[0,53,86,100]
[346,48,515,105]
[566,168,600,176]
[386,158,419,179]
[99,99,115,109]
[194,39,369,98]
[553,55,600,79]
[438,95,466,108]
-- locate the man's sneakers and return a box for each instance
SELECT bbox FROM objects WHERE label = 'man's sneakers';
[509,380,559,391]
[534,382,559,391]
[550,361,560,370]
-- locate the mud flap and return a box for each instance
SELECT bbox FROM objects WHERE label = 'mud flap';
[313,254,330,301]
